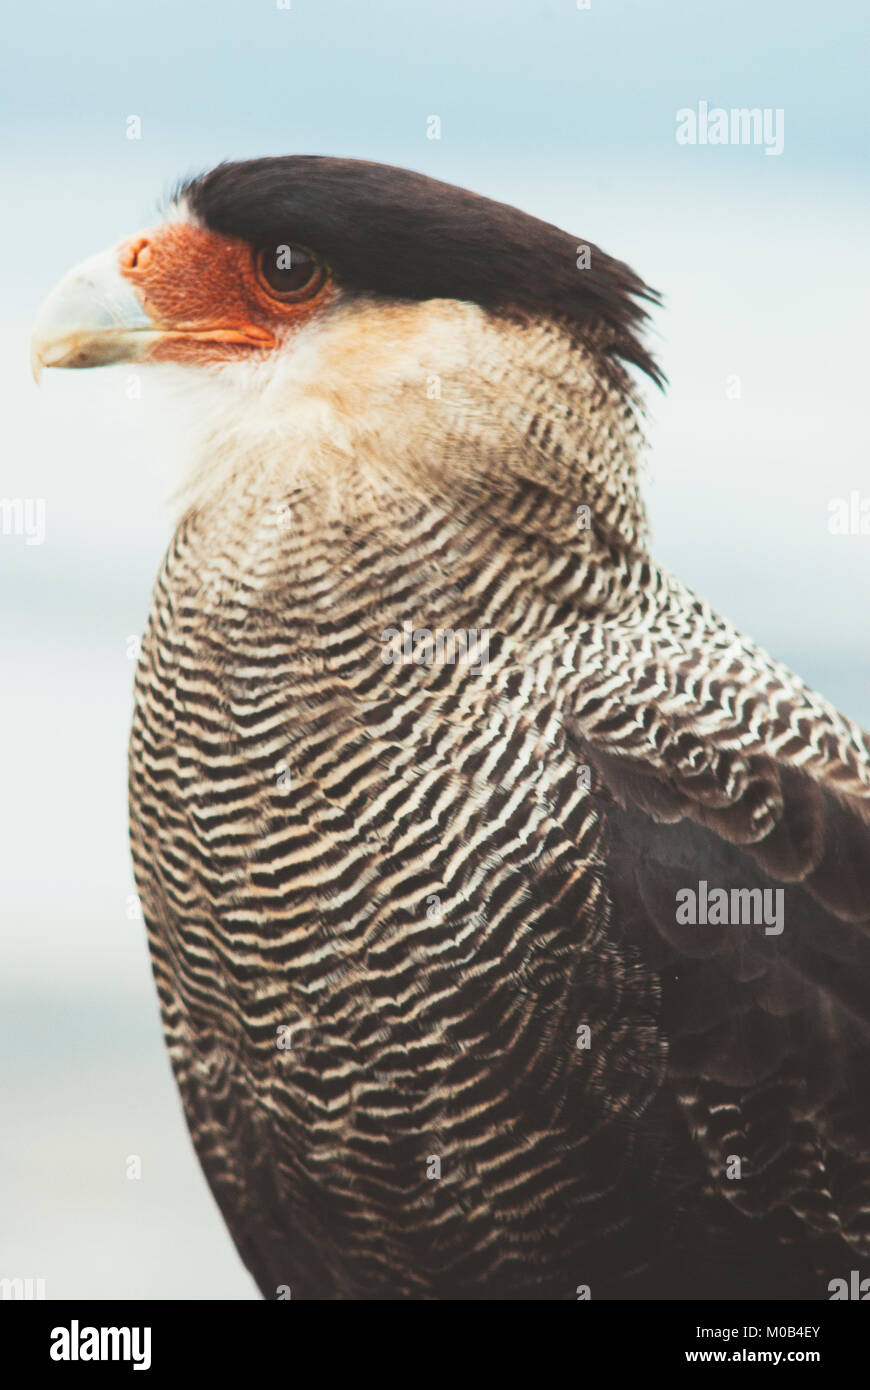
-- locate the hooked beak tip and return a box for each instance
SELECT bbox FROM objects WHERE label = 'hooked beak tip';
[30,246,158,378]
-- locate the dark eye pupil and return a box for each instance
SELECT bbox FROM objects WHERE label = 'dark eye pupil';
[258,246,317,294]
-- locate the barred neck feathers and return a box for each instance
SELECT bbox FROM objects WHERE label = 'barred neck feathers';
[164,296,652,573]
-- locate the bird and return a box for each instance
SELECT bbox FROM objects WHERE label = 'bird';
[31,156,870,1301]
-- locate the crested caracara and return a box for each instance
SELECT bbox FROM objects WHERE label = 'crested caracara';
[32,157,870,1300]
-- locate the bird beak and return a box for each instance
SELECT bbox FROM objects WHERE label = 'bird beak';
[30,248,162,383]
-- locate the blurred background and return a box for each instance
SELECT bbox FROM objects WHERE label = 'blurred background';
[1,0,868,1298]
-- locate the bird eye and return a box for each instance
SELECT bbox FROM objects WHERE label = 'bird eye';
[255,244,324,300]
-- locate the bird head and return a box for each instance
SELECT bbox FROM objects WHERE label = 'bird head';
[31,157,660,535]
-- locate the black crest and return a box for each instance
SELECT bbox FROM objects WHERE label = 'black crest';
[183,156,662,386]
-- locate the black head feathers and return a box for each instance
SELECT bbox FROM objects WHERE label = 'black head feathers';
[182,156,662,387]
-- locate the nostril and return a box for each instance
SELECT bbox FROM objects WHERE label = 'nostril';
[122,237,152,271]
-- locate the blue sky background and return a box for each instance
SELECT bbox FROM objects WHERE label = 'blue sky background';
[2,0,868,1298]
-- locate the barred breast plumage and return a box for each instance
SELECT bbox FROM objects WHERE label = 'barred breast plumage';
[33,156,870,1299]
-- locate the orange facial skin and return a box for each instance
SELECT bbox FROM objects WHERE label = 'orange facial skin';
[118,223,333,365]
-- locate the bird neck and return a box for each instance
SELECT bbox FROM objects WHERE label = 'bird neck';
[172,300,652,605]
